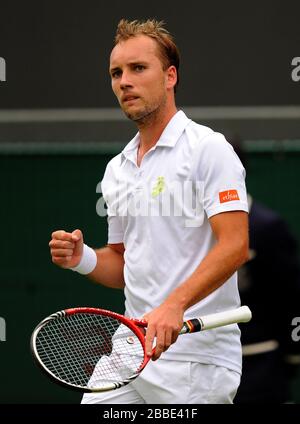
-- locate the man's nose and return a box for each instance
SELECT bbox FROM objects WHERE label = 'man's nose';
[120,70,133,89]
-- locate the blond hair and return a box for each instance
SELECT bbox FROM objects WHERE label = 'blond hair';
[114,19,180,91]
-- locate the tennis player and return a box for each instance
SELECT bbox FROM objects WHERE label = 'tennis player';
[49,19,249,404]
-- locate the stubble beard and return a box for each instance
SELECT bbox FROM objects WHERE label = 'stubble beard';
[122,95,167,128]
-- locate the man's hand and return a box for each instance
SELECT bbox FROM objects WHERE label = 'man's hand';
[49,229,84,269]
[143,301,184,361]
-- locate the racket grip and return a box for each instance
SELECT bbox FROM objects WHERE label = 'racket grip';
[180,306,252,334]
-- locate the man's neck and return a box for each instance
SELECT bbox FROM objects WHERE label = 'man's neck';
[136,103,178,165]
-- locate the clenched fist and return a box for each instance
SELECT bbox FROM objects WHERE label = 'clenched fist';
[49,229,84,269]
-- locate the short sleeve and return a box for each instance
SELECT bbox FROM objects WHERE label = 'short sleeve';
[196,133,249,218]
[101,159,124,244]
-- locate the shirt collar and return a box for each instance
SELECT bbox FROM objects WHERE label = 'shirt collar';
[121,110,191,161]
[156,110,191,147]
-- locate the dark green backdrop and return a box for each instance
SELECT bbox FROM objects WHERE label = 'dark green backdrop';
[0,144,299,403]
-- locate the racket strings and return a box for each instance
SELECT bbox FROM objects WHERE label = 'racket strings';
[35,313,145,389]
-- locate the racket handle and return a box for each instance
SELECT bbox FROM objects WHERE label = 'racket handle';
[180,306,252,334]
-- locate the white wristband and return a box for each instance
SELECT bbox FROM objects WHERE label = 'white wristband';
[70,244,97,275]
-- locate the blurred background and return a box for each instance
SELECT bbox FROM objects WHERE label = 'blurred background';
[0,0,300,403]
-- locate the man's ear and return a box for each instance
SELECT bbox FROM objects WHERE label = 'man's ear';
[166,65,177,90]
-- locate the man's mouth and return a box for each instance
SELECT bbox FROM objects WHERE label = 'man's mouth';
[123,96,139,103]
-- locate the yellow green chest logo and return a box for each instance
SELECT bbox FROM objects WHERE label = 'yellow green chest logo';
[151,176,165,197]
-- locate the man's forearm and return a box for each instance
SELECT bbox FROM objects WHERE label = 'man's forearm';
[87,246,125,288]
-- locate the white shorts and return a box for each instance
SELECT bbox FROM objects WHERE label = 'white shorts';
[81,359,240,404]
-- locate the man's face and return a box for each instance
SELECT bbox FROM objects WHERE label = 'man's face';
[109,35,170,122]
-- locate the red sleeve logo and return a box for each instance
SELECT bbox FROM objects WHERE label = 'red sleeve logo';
[219,190,240,203]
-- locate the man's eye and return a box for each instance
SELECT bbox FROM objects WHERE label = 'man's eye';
[112,71,121,78]
[135,65,145,72]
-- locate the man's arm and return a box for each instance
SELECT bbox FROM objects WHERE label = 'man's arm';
[88,243,125,288]
[49,229,125,289]
[143,211,249,360]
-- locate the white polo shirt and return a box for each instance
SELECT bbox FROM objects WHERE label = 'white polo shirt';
[101,110,248,373]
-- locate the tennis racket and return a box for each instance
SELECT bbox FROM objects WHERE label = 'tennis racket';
[31,306,251,393]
